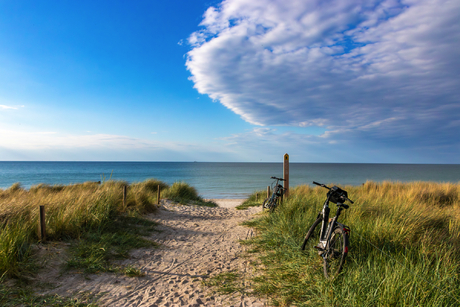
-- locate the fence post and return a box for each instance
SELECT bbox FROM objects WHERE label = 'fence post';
[284,153,289,198]
[123,185,127,208]
[157,185,161,205]
[267,186,270,199]
[39,205,46,242]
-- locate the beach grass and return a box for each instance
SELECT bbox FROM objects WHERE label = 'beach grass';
[162,181,217,207]
[243,181,460,306]
[0,179,208,280]
[236,190,266,210]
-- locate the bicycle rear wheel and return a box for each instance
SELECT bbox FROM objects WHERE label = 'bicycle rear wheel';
[301,217,322,251]
[323,227,349,278]
[263,197,279,213]
[269,197,278,212]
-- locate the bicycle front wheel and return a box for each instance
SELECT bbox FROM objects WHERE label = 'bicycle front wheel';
[323,227,349,278]
[262,198,276,212]
[301,217,322,252]
[262,198,269,209]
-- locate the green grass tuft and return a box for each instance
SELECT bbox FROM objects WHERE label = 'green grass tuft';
[123,265,145,277]
[236,190,265,210]
[0,278,98,306]
[163,182,217,207]
[66,216,158,274]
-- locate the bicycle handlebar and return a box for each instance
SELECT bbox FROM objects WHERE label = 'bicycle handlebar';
[345,197,354,204]
[313,181,330,189]
[271,176,285,181]
[312,181,354,204]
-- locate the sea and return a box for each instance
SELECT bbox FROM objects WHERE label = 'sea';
[0,162,459,199]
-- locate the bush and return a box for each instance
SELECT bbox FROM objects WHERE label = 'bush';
[163,182,201,203]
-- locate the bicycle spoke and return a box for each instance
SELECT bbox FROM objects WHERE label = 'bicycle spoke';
[323,227,348,278]
[301,217,322,257]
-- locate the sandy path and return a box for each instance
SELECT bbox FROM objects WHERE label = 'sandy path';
[39,200,267,307]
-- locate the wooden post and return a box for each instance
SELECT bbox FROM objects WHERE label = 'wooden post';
[267,186,270,198]
[283,153,289,198]
[157,185,161,205]
[123,185,127,208]
[39,205,46,242]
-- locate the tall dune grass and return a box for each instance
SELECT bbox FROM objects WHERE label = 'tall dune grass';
[0,179,202,279]
[245,181,460,306]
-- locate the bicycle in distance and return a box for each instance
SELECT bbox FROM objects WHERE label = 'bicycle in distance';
[262,176,286,213]
[301,181,354,278]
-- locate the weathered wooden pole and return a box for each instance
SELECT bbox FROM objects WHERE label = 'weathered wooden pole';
[157,185,161,205]
[39,205,46,242]
[267,186,270,198]
[123,185,127,208]
[283,153,289,198]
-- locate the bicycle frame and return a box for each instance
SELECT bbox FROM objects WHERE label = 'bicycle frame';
[315,187,351,252]
[263,176,286,212]
[269,177,285,203]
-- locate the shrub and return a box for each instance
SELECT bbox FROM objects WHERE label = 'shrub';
[163,182,201,203]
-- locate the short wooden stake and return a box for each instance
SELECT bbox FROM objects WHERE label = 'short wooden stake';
[123,185,127,207]
[267,186,270,198]
[39,205,46,242]
[157,185,161,205]
[283,153,290,198]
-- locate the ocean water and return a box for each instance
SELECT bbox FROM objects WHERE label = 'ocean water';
[0,162,459,199]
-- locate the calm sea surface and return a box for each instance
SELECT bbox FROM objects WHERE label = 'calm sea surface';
[0,162,459,199]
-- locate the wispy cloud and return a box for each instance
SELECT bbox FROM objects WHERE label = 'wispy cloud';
[0,129,238,161]
[0,105,22,110]
[187,0,460,149]
[218,126,460,163]
[0,130,159,150]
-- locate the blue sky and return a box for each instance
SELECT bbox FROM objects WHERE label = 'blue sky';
[1,0,459,163]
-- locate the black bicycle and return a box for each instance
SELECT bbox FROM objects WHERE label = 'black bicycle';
[301,181,353,278]
[262,176,286,212]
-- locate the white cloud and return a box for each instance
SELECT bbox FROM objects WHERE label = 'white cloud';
[0,105,18,110]
[186,0,460,147]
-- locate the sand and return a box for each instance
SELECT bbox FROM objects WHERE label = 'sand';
[35,199,268,306]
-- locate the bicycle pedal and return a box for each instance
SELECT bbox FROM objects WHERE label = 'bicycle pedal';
[314,245,324,252]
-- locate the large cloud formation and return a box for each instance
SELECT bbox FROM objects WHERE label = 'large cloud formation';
[186,0,460,150]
